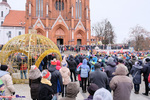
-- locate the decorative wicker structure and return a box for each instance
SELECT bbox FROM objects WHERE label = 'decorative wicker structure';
[0,32,62,72]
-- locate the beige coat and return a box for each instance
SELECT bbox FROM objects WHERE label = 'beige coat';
[0,71,15,96]
[110,65,133,100]
[59,67,71,85]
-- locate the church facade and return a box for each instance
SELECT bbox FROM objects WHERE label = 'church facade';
[25,0,91,45]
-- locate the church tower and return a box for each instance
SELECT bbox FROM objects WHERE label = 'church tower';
[25,0,91,45]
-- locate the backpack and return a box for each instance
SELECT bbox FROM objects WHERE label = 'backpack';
[80,66,88,78]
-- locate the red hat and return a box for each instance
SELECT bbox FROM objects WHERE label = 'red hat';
[51,59,57,65]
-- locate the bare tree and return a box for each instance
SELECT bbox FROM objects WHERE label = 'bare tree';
[92,19,116,45]
[129,25,150,51]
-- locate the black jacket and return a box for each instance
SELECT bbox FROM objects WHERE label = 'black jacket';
[39,83,54,100]
[142,62,150,79]
[48,65,63,94]
[105,62,116,82]
[67,56,77,70]
[29,77,41,99]
[89,69,109,88]
[130,65,142,84]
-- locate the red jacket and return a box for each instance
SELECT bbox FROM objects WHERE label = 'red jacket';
[148,74,150,83]
[20,63,27,70]
[77,63,82,81]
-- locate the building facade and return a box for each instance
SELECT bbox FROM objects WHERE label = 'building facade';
[25,0,91,45]
[0,0,25,45]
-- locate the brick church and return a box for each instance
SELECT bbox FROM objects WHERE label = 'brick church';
[25,0,91,45]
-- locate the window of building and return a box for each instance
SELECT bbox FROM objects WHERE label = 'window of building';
[36,0,43,17]
[8,31,11,38]
[76,0,82,19]
[1,11,3,17]
[1,21,3,25]
[55,0,64,11]
[19,31,21,35]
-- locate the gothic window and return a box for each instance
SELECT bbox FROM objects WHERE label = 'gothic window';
[55,0,64,11]
[36,0,43,17]
[76,0,82,19]
[1,11,3,17]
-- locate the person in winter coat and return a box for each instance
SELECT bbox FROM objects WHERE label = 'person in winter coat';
[89,63,109,89]
[77,59,90,93]
[130,60,143,94]
[59,82,79,100]
[48,59,63,100]
[0,65,15,96]
[93,88,113,100]
[142,58,150,96]
[29,65,41,100]
[19,63,27,79]
[39,70,54,100]
[110,64,133,100]
[89,56,97,72]
[67,55,77,82]
[59,60,71,97]
[56,60,61,70]
[77,59,82,87]
[105,57,116,91]
[84,83,99,100]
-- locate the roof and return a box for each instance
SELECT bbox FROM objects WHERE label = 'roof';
[0,1,11,8]
[2,10,25,27]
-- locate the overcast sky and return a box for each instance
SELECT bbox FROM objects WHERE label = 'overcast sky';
[2,0,150,43]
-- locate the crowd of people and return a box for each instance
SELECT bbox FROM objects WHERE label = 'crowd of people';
[57,44,130,53]
[0,51,150,100]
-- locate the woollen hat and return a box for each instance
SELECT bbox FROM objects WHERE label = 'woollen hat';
[42,70,51,80]
[87,83,99,96]
[0,80,4,88]
[0,65,8,71]
[31,65,37,70]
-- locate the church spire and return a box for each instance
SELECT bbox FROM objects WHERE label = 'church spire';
[3,0,7,2]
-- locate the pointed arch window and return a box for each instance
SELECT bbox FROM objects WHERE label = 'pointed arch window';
[55,0,64,11]
[36,0,43,17]
[76,0,82,19]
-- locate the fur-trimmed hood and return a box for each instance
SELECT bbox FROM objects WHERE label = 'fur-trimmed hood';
[29,68,41,79]
[114,64,128,76]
